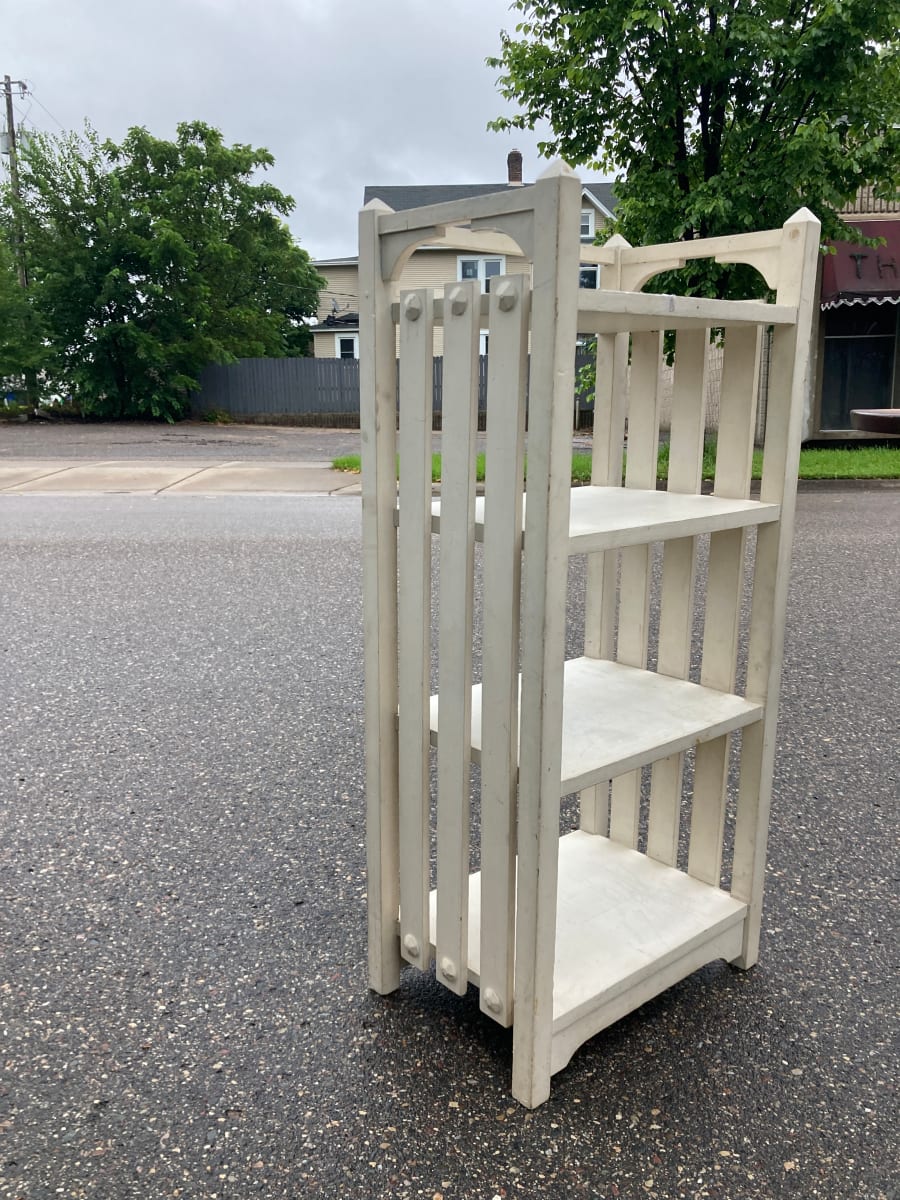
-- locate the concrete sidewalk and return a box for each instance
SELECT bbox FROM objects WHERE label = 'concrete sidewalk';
[0,457,362,495]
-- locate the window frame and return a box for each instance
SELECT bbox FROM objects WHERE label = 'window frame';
[579,263,599,290]
[457,254,506,293]
[335,333,359,360]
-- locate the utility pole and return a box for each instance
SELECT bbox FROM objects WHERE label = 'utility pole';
[3,75,28,288]
[4,75,37,406]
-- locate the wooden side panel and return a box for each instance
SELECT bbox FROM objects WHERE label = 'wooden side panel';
[435,281,481,995]
[609,332,663,846]
[479,274,530,1026]
[396,289,435,969]
[645,329,708,863]
[689,326,760,885]
[360,201,402,994]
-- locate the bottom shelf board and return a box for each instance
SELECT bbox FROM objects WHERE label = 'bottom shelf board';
[428,830,747,1037]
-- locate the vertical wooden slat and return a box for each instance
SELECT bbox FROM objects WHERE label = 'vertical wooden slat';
[579,328,629,835]
[512,163,581,1110]
[608,332,662,846]
[689,326,761,885]
[360,200,402,994]
[479,274,530,1027]
[435,281,481,996]
[645,328,708,864]
[580,236,630,836]
[397,288,434,969]
[584,328,630,658]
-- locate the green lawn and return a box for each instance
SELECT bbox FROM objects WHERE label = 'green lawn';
[333,444,900,482]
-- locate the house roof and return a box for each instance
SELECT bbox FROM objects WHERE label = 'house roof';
[363,179,618,217]
[310,313,360,335]
[841,185,900,215]
[312,255,360,268]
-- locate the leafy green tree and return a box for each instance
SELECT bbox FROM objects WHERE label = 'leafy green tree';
[490,0,900,293]
[0,239,43,390]
[4,121,323,420]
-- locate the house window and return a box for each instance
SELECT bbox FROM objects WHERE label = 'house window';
[579,264,599,290]
[580,208,596,243]
[458,255,505,293]
[336,334,359,359]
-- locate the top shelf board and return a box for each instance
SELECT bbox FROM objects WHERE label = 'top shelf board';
[391,289,797,333]
[575,290,797,334]
[430,486,780,554]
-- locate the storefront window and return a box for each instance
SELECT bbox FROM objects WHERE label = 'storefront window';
[820,303,897,429]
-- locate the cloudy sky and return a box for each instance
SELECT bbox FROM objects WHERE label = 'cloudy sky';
[6,0,573,261]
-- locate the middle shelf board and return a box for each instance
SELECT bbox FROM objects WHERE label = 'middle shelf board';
[429,486,780,554]
[428,657,763,796]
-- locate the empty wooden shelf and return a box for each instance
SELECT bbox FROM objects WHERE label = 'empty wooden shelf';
[431,485,781,550]
[429,657,763,794]
[427,830,748,1071]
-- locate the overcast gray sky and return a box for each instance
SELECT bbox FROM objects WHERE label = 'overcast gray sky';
[6,0,571,261]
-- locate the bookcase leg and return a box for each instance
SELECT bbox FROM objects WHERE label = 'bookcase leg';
[367,770,402,994]
[511,1019,553,1109]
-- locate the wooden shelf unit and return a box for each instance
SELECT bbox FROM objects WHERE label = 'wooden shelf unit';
[360,164,821,1108]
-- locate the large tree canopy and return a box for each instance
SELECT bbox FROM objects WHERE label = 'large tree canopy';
[490,0,900,279]
[2,121,323,419]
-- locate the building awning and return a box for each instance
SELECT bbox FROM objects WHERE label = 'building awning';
[821,219,900,308]
[822,294,900,311]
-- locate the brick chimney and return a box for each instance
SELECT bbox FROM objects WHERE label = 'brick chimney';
[507,148,523,186]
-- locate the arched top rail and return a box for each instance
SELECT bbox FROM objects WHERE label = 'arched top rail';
[363,160,581,283]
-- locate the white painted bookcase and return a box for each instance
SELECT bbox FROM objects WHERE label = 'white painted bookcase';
[360,164,820,1108]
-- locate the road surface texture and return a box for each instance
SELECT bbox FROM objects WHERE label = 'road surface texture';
[1,487,896,1199]
[0,421,364,462]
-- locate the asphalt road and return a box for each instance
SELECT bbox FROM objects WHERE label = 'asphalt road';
[0,421,364,462]
[1,490,897,1200]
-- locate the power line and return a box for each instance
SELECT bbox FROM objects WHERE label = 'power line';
[23,84,66,131]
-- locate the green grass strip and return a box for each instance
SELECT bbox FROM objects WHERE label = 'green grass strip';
[332,444,900,483]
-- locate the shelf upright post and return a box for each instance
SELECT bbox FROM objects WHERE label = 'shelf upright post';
[511,162,582,1109]
[731,208,821,967]
[360,198,403,994]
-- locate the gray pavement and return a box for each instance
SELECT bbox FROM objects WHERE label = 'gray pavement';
[1,483,898,1199]
[0,459,361,496]
[0,420,597,495]
[0,421,363,495]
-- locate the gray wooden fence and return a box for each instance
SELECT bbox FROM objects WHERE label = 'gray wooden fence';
[192,354,596,429]
[192,357,361,426]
